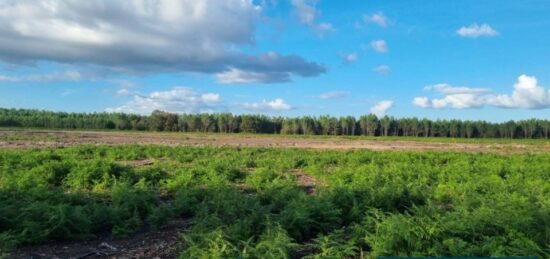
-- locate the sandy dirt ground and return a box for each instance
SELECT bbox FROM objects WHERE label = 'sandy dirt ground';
[0,129,547,153]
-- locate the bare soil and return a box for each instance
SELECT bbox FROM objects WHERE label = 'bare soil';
[291,169,322,195]
[9,219,189,259]
[0,129,546,153]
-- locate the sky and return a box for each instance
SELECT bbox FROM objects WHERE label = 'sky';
[0,0,549,122]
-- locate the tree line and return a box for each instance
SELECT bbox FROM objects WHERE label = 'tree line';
[1,108,550,139]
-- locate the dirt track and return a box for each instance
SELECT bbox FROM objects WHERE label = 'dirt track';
[1,129,547,153]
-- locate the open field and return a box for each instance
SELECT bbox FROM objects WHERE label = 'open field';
[1,129,550,153]
[1,145,550,258]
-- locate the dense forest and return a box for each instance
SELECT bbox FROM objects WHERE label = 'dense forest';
[1,108,550,139]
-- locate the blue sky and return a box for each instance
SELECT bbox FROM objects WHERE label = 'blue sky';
[0,0,549,121]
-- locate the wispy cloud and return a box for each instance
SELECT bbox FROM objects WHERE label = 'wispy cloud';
[0,70,82,82]
[291,0,335,36]
[370,40,388,53]
[319,91,350,100]
[370,100,394,117]
[60,89,77,97]
[373,65,390,75]
[341,53,358,64]
[363,12,388,27]
[457,23,498,38]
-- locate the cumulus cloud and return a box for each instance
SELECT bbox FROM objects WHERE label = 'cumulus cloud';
[319,91,350,100]
[363,12,388,27]
[370,100,393,117]
[413,75,550,109]
[370,40,388,53]
[0,70,82,82]
[373,65,390,75]
[0,0,325,83]
[241,98,293,112]
[457,23,498,38]
[486,75,550,109]
[290,0,334,36]
[106,87,223,114]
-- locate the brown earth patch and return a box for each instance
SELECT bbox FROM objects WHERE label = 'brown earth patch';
[290,169,322,195]
[117,159,155,167]
[116,158,166,167]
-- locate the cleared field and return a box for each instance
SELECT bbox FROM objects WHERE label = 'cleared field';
[2,145,550,258]
[1,129,549,153]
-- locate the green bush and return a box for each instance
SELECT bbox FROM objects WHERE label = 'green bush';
[1,146,549,258]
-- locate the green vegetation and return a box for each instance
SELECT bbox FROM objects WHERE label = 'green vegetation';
[3,107,550,139]
[1,145,549,258]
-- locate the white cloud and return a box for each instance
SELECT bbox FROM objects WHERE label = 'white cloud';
[371,40,388,53]
[428,93,484,109]
[373,65,390,75]
[290,0,334,36]
[242,98,293,112]
[108,87,296,114]
[319,91,350,100]
[457,23,498,38]
[106,87,223,114]
[317,22,335,33]
[201,93,220,103]
[342,53,358,64]
[413,97,431,108]
[486,75,550,109]
[413,75,550,109]
[0,70,82,82]
[370,100,393,117]
[363,12,388,27]
[0,0,325,83]
[413,83,491,109]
